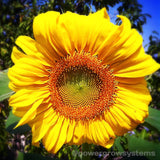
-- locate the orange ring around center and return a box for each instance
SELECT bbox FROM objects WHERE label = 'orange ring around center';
[49,53,117,120]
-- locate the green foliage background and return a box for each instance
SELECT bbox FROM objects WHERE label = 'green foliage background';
[0,0,160,160]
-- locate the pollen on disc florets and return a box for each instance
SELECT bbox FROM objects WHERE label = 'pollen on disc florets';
[48,52,118,120]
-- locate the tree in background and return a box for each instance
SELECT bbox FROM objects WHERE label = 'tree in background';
[0,1,160,160]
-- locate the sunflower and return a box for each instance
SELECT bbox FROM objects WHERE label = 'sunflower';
[8,8,160,153]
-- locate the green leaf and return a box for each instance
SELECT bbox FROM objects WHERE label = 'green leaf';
[127,135,160,160]
[16,152,55,160]
[16,152,24,160]
[5,110,30,134]
[114,137,124,152]
[0,69,14,101]
[145,107,160,132]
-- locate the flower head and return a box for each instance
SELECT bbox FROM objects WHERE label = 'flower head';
[8,8,160,153]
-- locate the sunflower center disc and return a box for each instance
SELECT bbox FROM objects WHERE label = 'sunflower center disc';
[49,53,117,120]
[57,67,101,108]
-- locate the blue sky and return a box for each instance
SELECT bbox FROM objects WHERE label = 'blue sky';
[108,0,160,51]
[139,0,160,49]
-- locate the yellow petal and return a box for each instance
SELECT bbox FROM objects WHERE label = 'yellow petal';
[9,61,48,79]
[111,107,137,129]
[111,107,133,130]
[15,98,44,128]
[95,119,110,143]
[103,139,115,149]
[103,28,143,65]
[96,15,160,77]
[15,36,55,66]
[33,11,67,57]
[65,119,76,143]
[31,109,57,143]
[11,90,50,124]
[85,121,93,144]
[93,119,106,145]
[115,101,148,123]
[11,46,26,64]
[42,116,64,152]
[88,120,98,144]
[59,10,114,55]
[104,78,150,136]
[9,89,49,107]
[74,121,86,144]
[89,7,110,20]
[101,118,115,139]
[116,77,145,84]
[51,118,69,153]
[113,47,160,77]
[115,80,150,123]
[104,111,128,136]
[12,105,31,117]
[89,119,114,148]
[117,78,151,109]
[8,57,49,91]
[33,8,115,56]
[98,16,132,60]
[71,120,85,145]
